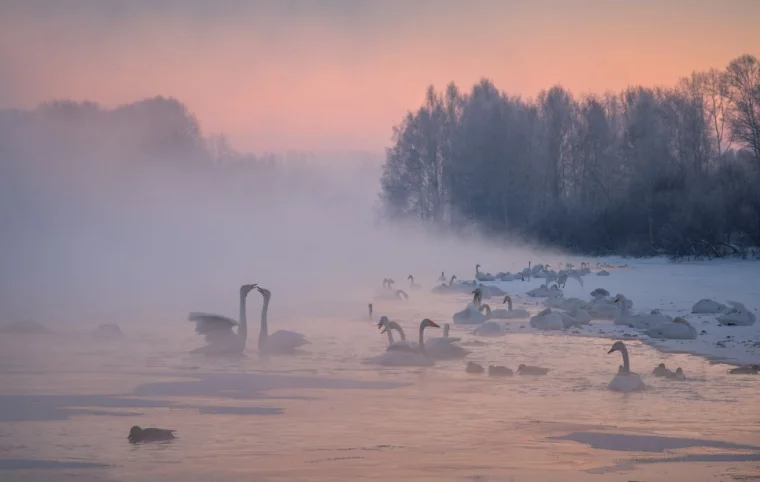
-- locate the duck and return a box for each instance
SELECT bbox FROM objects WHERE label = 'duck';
[128,426,176,443]
[517,364,549,375]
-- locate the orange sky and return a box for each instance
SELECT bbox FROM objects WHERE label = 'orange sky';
[1,0,758,153]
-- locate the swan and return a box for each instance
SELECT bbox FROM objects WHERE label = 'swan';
[517,364,549,375]
[466,362,485,374]
[475,264,496,282]
[529,308,564,331]
[407,275,421,290]
[667,368,687,381]
[368,303,373,320]
[590,288,610,299]
[488,365,513,377]
[597,270,611,276]
[607,341,646,392]
[377,318,417,352]
[692,299,728,314]
[473,318,507,337]
[485,295,531,319]
[188,283,257,355]
[716,301,756,326]
[431,275,459,294]
[128,426,176,443]
[255,286,310,354]
[439,271,447,282]
[453,303,488,325]
[557,271,584,288]
[527,284,563,298]
[383,320,469,359]
[364,319,440,366]
[613,296,670,330]
[645,317,698,340]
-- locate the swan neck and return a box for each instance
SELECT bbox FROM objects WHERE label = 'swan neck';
[394,323,407,340]
[620,346,630,373]
[443,324,449,337]
[385,326,395,345]
[238,290,248,346]
[258,296,270,351]
[418,324,427,355]
[507,297,513,310]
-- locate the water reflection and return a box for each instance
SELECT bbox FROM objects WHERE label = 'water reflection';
[0,299,758,481]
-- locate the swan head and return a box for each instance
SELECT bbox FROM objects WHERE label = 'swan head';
[256,286,271,300]
[503,294,511,304]
[452,275,457,281]
[421,318,440,329]
[608,340,627,354]
[476,264,481,269]
[128,426,142,441]
[407,275,414,280]
[240,284,258,296]
[377,316,390,329]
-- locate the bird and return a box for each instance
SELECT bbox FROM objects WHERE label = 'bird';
[607,341,646,392]
[128,426,176,443]
[188,284,258,355]
[255,286,310,354]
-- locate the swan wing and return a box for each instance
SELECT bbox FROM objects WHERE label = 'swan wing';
[188,312,238,342]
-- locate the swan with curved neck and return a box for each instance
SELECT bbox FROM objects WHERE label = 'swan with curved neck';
[607,341,646,392]
[364,319,440,366]
[188,284,257,355]
[255,286,310,354]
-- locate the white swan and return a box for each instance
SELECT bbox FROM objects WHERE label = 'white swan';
[645,317,698,340]
[613,296,670,329]
[473,320,507,336]
[475,264,496,282]
[716,301,756,326]
[527,284,563,298]
[453,303,488,325]
[607,341,646,392]
[255,286,310,354]
[188,283,257,355]
[377,318,417,352]
[529,308,564,331]
[383,320,469,359]
[485,295,530,319]
[364,319,440,366]
[692,299,728,314]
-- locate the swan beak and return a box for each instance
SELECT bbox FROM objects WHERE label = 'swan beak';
[607,347,616,354]
[380,328,387,334]
[429,321,440,328]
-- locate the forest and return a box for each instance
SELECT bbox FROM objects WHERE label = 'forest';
[379,54,760,258]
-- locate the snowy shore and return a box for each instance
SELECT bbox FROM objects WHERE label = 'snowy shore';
[475,257,760,367]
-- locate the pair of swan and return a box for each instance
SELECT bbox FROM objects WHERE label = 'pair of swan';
[376,317,470,360]
[189,284,309,355]
[364,318,442,366]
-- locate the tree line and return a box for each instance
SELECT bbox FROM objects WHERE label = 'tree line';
[379,54,760,258]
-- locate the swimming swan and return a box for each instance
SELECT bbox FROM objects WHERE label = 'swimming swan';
[486,295,531,319]
[364,319,440,366]
[188,284,257,355]
[607,341,646,392]
[255,286,310,354]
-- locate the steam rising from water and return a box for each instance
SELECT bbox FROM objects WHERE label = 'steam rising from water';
[1,148,558,332]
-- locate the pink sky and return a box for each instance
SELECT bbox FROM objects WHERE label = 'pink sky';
[1,0,758,153]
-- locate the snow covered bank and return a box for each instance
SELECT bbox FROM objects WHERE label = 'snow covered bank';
[471,257,760,366]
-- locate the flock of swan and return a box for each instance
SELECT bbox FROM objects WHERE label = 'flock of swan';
[186,262,757,396]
